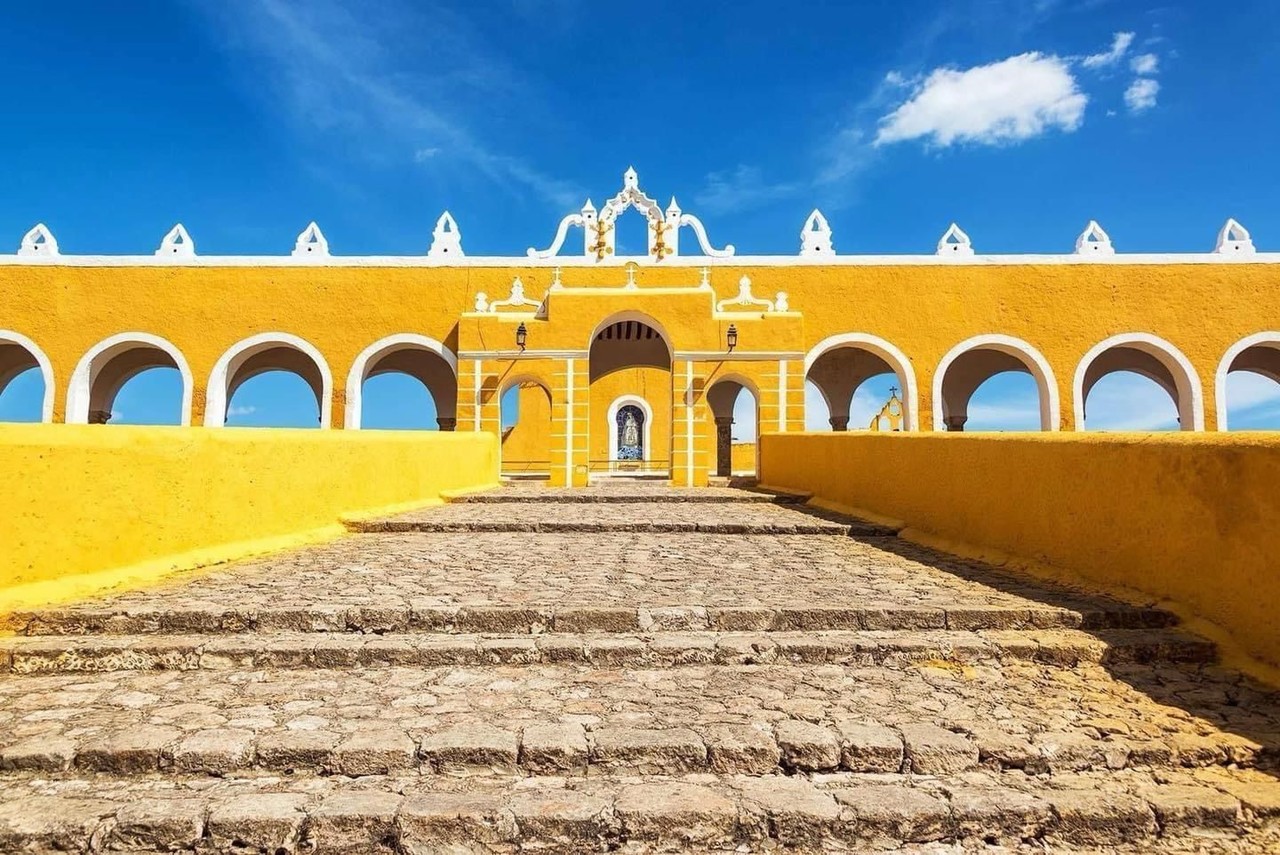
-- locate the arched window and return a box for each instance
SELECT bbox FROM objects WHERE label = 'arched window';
[0,332,54,423]
[803,334,918,431]
[67,333,193,425]
[1215,335,1280,430]
[1074,334,1203,431]
[933,335,1059,431]
[207,333,332,427]
[346,335,458,430]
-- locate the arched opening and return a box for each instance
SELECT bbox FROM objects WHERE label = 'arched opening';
[67,333,193,425]
[933,336,1059,431]
[1074,334,1203,431]
[345,335,458,430]
[588,314,672,478]
[707,377,760,477]
[1215,334,1280,430]
[803,334,919,431]
[0,332,54,423]
[206,333,332,428]
[499,378,553,479]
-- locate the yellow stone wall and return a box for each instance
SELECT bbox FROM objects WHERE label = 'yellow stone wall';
[500,382,553,474]
[0,424,498,611]
[758,432,1280,673]
[730,442,758,474]
[587,367,673,469]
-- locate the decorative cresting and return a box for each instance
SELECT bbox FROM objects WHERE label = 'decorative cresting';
[1215,218,1255,255]
[715,276,789,313]
[800,210,833,256]
[428,212,464,258]
[937,223,974,257]
[18,224,58,257]
[292,222,329,258]
[528,167,734,261]
[156,224,195,258]
[476,277,544,315]
[1075,221,1115,256]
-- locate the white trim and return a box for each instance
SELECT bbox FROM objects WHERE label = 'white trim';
[587,310,675,355]
[675,350,806,361]
[932,334,1061,431]
[802,333,920,431]
[565,358,575,484]
[205,332,333,428]
[344,334,457,429]
[4,253,1279,268]
[472,359,482,432]
[606,395,654,463]
[66,332,193,426]
[778,360,788,432]
[458,349,588,360]
[685,362,694,484]
[1073,332,1205,431]
[1215,332,1280,430]
[0,330,55,422]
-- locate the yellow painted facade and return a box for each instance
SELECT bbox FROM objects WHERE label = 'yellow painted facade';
[759,432,1280,673]
[0,424,498,609]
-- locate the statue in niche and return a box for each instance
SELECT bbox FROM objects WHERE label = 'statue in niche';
[616,405,644,461]
[623,413,640,448]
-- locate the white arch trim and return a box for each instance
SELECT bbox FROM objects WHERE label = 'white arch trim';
[802,333,920,431]
[0,330,56,423]
[1073,332,1205,431]
[932,334,1061,432]
[206,332,333,428]
[587,310,675,357]
[1215,332,1280,431]
[344,334,458,429]
[607,394,655,463]
[66,332,194,426]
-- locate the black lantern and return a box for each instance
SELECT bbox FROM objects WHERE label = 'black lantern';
[516,322,528,351]
[726,324,738,352]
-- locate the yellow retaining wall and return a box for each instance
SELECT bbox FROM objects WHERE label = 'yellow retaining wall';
[731,442,758,474]
[0,424,498,609]
[759,432,1280,672]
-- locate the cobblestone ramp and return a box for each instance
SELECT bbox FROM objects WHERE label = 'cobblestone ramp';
[1,481,1277,852]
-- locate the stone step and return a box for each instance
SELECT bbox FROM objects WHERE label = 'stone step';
[346,500,879,535]
[4,601,1179,636]
[0,628,1216,674]
[0,769,1275,852]
[453,485,806,504]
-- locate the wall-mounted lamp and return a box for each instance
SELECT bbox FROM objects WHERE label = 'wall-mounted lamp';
[516,322,528,351]
[726,324,738,352]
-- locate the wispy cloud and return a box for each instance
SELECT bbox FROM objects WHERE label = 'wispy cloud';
[693,166,806,216]
[228,405,258,417]
[189,0,580,207]
[1124,78,1160,114]
[1082,31,1136,69]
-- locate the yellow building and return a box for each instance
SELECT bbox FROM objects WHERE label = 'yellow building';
[1,169,1278,486]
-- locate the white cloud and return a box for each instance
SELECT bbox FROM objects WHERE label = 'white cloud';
[1130,53,1159,75]
[228,405,258,417]
[875,52,1087,147]
[413,147,440,162]
[1082,31,1135,69]
[694,165,804,216]
[1124,78,1160,113]
[1083,372,1179,431]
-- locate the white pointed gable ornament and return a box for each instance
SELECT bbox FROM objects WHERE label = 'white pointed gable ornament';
[156,224,195,258]
[937,223,974,257]
[1215,218,1255,255]
[800,210,832,256]
[292,222,329,258]
[18,224,58,257]
[428,212,464,258]
[1075,220,1114,256]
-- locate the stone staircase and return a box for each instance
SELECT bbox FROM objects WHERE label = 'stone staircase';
[0,482,1277,852]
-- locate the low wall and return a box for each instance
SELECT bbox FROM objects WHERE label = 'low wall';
[760,432,1280,670]
[0,425,498,606]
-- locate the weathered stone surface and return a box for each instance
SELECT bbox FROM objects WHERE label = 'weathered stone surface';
[0,735,75,771]
[109,798,206,851]
[590,727,706,773]
[703,724,780,774]
[310,791,402,854]
[738,776,841,846]
[835,722,903,772]
[255,729,340,771]
[173,728,255,774]
[949,786,1051,841]
[1034,729,1109,772]
[0,795,118,853]
[835,785,951,843]
[1048,790,1157,844]
[1141,784,1241,829]
[508,790,615,844]
[774,719,840,771]
[75,725,181,773]
[899,723,978,775]
[420,722,518,773]
[398,793,517,849]
[614,782,738,847]
[207,793,308,853]
[519,722,589,774]
[332,727,416,776]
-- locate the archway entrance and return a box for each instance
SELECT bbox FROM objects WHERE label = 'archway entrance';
[588,315,672,478]
[706,377,759,477]
[499,378,553,479]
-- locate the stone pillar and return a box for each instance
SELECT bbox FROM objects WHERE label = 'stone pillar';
[829,416,850,432]
[88,409,111,425]
[715,416,734,477]
[944,415,968,432]
[436,417,457,432]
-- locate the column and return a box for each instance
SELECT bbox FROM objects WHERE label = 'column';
[944,415,968,432]
[829,416,850,431]
[715,415,734,477]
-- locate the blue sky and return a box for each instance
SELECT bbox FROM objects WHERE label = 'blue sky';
[2,0,1279,434]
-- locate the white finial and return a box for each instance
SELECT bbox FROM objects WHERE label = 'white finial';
[775,292,789,312]
[428,211,464,258]
[699,267,710,289]
[18,223,58,257]
[474,292,489,312]
[156,223,195,258]
[292,221,329,257]
[1215,218,1255,255]
[581,198,597,215]
[800,209,832,256]
[1074,220,1114,255]
[666,196,682,216]
[551,267,562,288]
[937,223,974,256]
[625,262,638,288]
